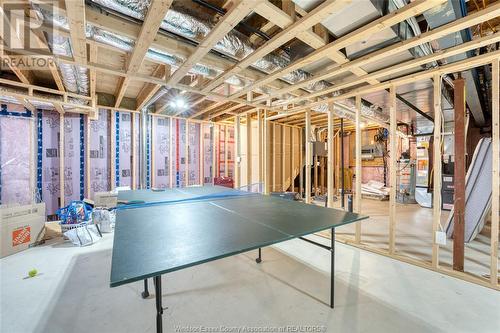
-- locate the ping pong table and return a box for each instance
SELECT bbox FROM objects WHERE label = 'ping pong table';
[110,186,367,333]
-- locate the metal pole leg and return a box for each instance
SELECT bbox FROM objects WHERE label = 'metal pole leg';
[256,247,262,263]
[330,228,335,308]
[142,279,149,298]
[154,276,163,333]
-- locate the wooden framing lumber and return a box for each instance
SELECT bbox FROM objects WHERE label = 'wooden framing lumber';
[168,0,253,87]
[202,0,349,93]
[59,111,65,207]
[355,95,362,243]
[246,113,252,188]
[64,0,87,65]
[491,58,499,286]
[230,0,445,98]
[305,109,312,203]
[388,86,397,254]
[453,76,466,271]
[271,31,500,107]
[432,74,442,268]
[273,49,500,119]
[327,103,334,208]
[114,0,173,107]
[235,115,241,189]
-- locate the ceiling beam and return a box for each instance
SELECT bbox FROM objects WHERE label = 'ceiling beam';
[114,0,173,107]
[136,64,170,110]
[256,3,500,103]
[64,0,87,65]
[230,0,446,98]
[166,0,254,87]
[202,0,349,93]
[276,49,500,119]
[189,101,228,119]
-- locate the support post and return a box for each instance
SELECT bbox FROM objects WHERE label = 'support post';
[212,124,217,183]
[327,103,334,208]
[340,118,345,208]
[200,123,204,185]
[299,128,303,197]
[246,113,252,190]
[169,117,174,188]
[389,87,397,254]
[131,113,137,190]
[305,109,312,204]
[264,109,270,194]
[151,116,156,188]
[185,120,189,186]
[257,110,262,191]
[272,123,276,192]
[355,96,362,243]
[235,115,241,189]
[281,124,286,191]
[59,111,65,207]
[110,110,116,191]
[224,125,228,177]
[432,74,442,268]
[290,126,294,192]
[453,76,466,271]
[85,114,91,196]
[490,59,499,286]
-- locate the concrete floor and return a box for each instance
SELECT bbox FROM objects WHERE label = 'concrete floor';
[316,197,498,280]
[1,232,499,333]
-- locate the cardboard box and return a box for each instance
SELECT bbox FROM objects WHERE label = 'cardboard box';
[1,203,46,258]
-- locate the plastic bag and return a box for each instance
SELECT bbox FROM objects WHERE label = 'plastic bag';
[63,224,102,246]
[57,201,93,225]
[92,209,115,233]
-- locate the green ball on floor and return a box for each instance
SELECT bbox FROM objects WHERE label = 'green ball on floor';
[28,269,38,278]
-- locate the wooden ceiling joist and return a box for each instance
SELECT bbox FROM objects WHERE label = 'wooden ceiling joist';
[230,0,446,99]
[166,0,254,87]
[262,3,500,103]
[64,0,87,65]
[189,101,228,119]
[201,0,349,93]
[114,0,174,108]
[277,49,500,119]
[137,64,170,111]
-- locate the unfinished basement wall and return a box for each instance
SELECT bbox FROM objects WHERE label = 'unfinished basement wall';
[0,104,35,206]
[265,122,301,193]
[0,106,222,219]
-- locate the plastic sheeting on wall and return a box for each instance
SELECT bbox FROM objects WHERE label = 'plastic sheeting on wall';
[63,113,83,204]
[202,123,213,184]
[153,116,170,188]
[41,110,61,216]
[118,112,132,187]
[89,109,110,198]
[0,105,33,206]
[187,122,200,186]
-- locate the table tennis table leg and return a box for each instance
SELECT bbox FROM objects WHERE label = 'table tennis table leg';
[256,247,262,263]
[142,279,150,298]
[153,275,163,333]
[330,228,335,309]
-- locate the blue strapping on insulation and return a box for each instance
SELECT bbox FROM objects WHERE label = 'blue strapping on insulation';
[115,190,258,211]
[0,104,32,118]
[37,110,43,201]
[115,112,120,186]
[146,115,151,189]
[79,114,85,200]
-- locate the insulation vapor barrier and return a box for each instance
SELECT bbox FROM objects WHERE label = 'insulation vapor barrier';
[89,109,111,199]
[0,105,34,206]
